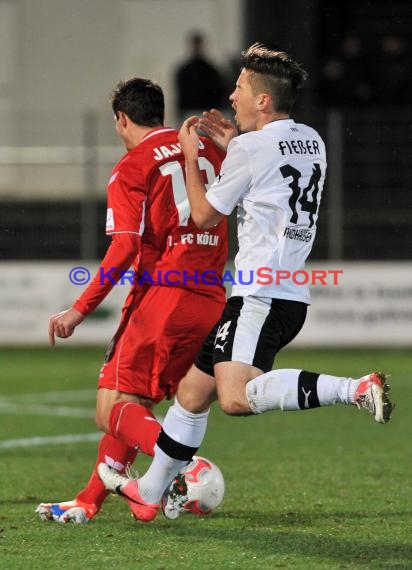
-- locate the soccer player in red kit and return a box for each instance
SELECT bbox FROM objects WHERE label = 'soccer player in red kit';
[36,78,227,524]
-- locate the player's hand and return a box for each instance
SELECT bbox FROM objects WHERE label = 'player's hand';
[178,116,201,160]
[197,109,238,151]
[48,307,85,346]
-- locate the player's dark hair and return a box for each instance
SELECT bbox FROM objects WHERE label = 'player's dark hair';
[241,43,308,113]
[111,78,164,127]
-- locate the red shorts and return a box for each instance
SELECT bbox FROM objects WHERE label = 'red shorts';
[98,286,225,403]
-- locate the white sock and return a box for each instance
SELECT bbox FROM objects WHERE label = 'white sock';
[138,398,210,503]
[160,398,210,447]
[138,445,188,504]
[318,373,358,406]
[246,368,359,414]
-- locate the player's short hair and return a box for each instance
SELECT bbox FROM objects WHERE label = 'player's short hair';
[111,78,164,127]
[241,43,308,113]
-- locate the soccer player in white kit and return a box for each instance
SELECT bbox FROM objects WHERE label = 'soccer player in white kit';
[98,44,393,522]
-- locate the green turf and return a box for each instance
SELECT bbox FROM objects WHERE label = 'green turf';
[0,347,411,569]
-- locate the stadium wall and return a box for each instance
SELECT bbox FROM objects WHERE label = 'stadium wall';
[1,261,411,347]
[0,0,243,151]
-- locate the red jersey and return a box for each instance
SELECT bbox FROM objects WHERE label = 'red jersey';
[145,131,228,301]
[74,127,227,314]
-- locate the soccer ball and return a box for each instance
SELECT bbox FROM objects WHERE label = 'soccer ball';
[182,456,225,515]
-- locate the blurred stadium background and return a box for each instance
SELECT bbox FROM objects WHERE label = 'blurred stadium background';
[0,0,411,347]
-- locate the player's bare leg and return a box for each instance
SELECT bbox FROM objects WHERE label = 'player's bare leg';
[36,389,159,524]
[245,368,392,423]
[98,364,393,522]
[98,365,217,521]
[95,388,153,432]
[214,361,262,415]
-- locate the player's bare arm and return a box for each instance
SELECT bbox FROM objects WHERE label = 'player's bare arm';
[198,109,238,151]
[48,307,85,346]
[49,234,139,346]
[179,117,224,229]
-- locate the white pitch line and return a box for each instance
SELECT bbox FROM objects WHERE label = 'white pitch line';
[0,388,96,405]
[0,386,164,450]
[0,432,102,449]
[0,402,95,418]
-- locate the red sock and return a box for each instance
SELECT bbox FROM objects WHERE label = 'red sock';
[76,433,137,509]
[109,401,162,456]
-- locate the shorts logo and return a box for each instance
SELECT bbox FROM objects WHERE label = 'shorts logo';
[215,340,228,352]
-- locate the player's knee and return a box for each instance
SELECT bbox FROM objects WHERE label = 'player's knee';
[94,409,109,432]
[175,368,216,413]
[218,394,250,416]
[177,391,209,413]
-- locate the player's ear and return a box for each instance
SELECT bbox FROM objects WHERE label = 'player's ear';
[116,111,128,128]
[256,92,271,111]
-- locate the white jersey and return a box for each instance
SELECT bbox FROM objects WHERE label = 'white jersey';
[206,118,327,303]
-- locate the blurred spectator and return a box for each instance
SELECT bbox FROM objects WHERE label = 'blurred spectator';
[373,35,411,105]
[174,32,226,122]
[320,33,375,106]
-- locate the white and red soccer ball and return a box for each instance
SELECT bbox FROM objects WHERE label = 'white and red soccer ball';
[182,456,225,515]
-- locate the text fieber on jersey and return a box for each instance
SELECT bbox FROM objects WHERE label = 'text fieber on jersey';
[278,139,321,155]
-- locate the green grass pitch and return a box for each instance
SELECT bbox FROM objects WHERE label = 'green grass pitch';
[1,347,411,569]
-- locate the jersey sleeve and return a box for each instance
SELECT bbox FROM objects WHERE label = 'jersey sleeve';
[205,139,251,215]
[73,233,140,315]
[106,163,147,236]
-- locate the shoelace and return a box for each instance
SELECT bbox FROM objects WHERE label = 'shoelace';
[359,391,375,413]
[167,474,188,509]
[125,463,139,479]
